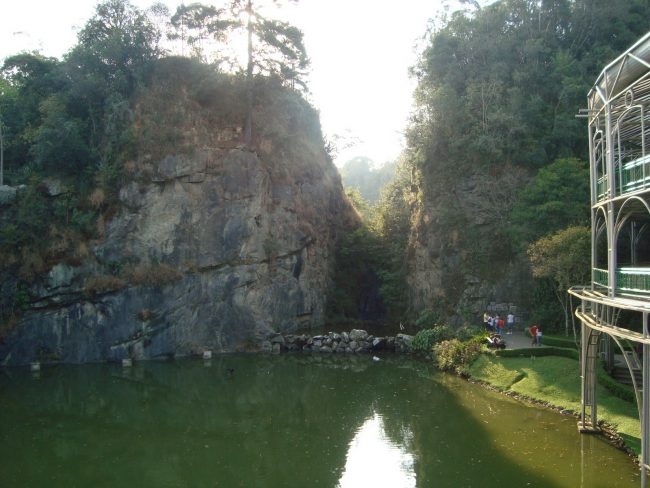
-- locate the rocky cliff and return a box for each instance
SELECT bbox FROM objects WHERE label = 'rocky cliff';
[406,164,530,323]
[0,67,356,365]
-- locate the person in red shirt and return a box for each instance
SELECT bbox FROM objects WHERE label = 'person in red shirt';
[529,325,538,347]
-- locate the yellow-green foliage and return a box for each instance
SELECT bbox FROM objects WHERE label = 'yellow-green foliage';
[433,336,484,373]
[412,326,452,352]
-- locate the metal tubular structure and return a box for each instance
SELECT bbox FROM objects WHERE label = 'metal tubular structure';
[570,31,650,487]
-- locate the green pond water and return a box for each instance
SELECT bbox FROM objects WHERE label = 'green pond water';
[0,354,640,487]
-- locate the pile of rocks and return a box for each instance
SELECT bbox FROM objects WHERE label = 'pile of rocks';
[261,329,414,355]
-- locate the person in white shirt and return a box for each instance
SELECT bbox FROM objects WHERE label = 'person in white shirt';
[507,312,515,335]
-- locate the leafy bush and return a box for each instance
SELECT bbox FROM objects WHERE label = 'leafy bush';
[455,325,484,342]
[412,325,453,352]
[495,346,579,360]
[415,307,443,329]
[542,335,579,349]
[523,330,580,349]
[596,359,636,403]
[434,336,484,372]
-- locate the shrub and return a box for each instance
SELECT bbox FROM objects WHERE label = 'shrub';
[412,325,453,352]
[596,359,636,403]
[137,308,156,321]
[524,330,580,349]
[434,336,484,372]
[415,307,443,329]
[84,275,127,295]
[455,325,484,342]
[123,263,183,286]
[542,335,579,349]
[495,346,579,360]
[89,188,106,208]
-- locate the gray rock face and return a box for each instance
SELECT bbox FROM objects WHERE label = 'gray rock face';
[0,146,356,366]
[407,165,530,320]
[0,185,17,205]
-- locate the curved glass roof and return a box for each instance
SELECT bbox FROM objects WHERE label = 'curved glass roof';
[589,31,650,112]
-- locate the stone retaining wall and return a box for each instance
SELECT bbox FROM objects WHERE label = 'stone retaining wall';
[261,329,414,354]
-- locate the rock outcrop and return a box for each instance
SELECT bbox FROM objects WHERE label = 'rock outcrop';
[0,76,357,366]
[407,164,530,322]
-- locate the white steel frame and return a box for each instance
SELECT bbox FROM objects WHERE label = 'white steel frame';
[572,31,650,487]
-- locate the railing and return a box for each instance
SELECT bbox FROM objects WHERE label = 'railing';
[592,267,650,296]
[594,155,650,203]
[596,176,608,202]
[616,267,650,296]
[593,268,608,288]
[618,154,650,194]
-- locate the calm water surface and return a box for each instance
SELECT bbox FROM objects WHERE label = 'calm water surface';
[0,354,640,487]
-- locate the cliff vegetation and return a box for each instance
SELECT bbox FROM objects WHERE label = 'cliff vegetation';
[396,0,650,329]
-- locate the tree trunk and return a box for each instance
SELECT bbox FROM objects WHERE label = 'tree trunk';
[555,288,570,337]
[244,0,253,148]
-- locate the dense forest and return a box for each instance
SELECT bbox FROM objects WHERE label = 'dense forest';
[339,157,396,203]
[399,0,650,330]
[329,0,650,331]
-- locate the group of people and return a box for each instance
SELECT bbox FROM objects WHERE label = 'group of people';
[483,310,543,346]
[483,311,516,336]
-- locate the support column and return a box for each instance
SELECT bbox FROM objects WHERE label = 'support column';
[642,312,649,487]
[580,317,601,433]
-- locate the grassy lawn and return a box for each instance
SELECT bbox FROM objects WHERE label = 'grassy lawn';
[468,353,641,455]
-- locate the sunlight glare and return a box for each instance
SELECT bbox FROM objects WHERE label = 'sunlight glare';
[337,412,416,488]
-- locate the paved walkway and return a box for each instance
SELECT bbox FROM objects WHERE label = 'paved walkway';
[492,329,541,349]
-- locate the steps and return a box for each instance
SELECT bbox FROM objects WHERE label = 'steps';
[611,365,642,386]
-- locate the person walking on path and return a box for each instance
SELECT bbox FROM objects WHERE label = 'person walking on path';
[497,315,505,336]
[529,324,538,347]
[536,327,543,346]
[507,312,515,334]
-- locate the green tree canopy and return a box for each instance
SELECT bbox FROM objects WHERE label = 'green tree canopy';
[528,225,591,335]
[340,157,397,203]
[67,0,163,97]
[169,3,231,61]
[510,157,590,246]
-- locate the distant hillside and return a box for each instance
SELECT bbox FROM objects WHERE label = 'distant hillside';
[339,156,396,203]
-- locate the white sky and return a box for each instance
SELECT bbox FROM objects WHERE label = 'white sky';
[0,0,458,166]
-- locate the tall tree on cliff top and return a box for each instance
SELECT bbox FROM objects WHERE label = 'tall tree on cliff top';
[171,1,308,146]
[169,3,231,61]
[231,0,308,146]
[69,0,162,97]
[66,0,163,158]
